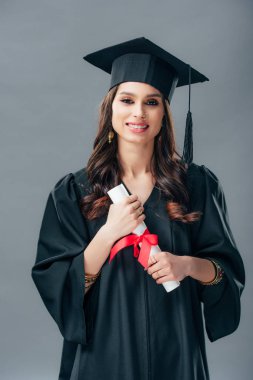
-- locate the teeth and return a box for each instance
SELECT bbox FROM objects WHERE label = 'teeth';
[128,124,148,129]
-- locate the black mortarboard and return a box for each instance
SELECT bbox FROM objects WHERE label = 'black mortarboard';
[83,37,209,164]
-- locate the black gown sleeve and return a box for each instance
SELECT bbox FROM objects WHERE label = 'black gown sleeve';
[31,172,99,345]
[188,164,245,342]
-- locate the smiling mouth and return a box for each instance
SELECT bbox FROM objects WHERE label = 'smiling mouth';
[126,123,149,130]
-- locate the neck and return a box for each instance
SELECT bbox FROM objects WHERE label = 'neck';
[117,139,154,179]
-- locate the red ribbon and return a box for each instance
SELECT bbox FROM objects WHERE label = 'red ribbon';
[109,228,158,268]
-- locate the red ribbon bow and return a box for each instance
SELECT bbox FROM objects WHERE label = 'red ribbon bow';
[109,228,158,268]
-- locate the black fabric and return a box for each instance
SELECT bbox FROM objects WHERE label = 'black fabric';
[110,53,178,103]
[31,163,245,380]
[83,37,209,102]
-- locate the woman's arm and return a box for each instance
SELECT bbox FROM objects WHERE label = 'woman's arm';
[147,252,217,284]
[186,256,217,283]
[84,193,145,277]
[83,225,116,294]
[83,225,116,276]
[84,194,146,292]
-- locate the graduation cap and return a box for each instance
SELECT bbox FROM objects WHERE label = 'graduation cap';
[83,37,209,165]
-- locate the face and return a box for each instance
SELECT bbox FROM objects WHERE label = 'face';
[111,82,165,145]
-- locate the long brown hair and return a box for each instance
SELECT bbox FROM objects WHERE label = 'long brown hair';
[80,85,201,223]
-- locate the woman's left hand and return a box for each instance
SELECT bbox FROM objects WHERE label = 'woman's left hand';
[146,251,190,284]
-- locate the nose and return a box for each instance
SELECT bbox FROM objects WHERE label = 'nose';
[133,102,146,119]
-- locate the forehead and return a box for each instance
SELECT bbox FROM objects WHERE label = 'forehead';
[116,82,162,97]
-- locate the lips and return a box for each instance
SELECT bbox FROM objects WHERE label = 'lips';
[126,122,149,129]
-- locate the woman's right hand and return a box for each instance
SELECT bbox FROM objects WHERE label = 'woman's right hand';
[104,194,146,242]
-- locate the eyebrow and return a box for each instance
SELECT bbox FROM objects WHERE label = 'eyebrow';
[118,91,162,98]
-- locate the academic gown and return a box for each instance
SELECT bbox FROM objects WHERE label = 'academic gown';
[31,163,245,380]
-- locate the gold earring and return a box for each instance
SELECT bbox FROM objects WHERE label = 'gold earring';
[108,130,115,143]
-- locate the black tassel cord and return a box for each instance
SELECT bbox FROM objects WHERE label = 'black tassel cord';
[182,65,193,165]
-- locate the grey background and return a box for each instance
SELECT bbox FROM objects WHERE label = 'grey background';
[0,0,252,379]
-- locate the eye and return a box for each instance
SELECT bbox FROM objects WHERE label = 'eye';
[146,99,159,106]
[120,98,159,106]
[120,98,134,104]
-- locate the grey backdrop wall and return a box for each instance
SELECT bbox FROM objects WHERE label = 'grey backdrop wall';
[1,0,252,379]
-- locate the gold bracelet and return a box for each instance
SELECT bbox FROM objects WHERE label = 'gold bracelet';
[199,259,224,286]
[84,283,93,294]
[84,282,93,288]
[85,270,101,277]
[85,277,97,288]
[84,270,101,283]
[85,278,96,284]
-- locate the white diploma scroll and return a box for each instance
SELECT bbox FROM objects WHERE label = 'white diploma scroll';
[107,184,180,293]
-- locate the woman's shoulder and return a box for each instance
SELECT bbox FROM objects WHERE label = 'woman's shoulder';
[186,162,218,179]
[187,162,220,184]
[186,162,223,198]
[72,166,89,185]
[50,167,90,199]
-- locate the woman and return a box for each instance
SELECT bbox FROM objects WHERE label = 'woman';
[32,38,245,380]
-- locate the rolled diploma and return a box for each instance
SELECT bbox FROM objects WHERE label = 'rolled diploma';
[107,184,180,293]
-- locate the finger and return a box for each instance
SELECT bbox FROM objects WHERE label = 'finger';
[147,262,160,275]
[125,194,138,204]
[137,213,146,223]
[152,268,166,280]
[151,255,158,263]
[134,206,144,218]
[145,256,158,271]
[148,255,158,266]
[156,275,171,284]
[131,201,142,213]
[156,274,179,284]
[133,199,142,208]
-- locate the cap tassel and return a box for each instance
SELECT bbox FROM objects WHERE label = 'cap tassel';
[182,65,193,165]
